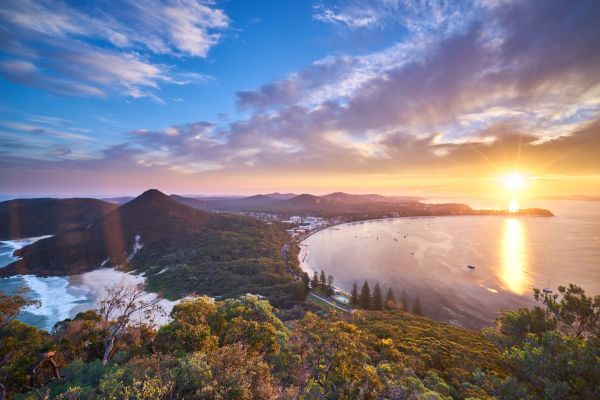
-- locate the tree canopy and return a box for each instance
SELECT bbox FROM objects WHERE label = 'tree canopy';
[1,284,598,400]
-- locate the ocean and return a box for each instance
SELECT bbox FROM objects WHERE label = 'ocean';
[0,237,177,331]
[0,237,93,330]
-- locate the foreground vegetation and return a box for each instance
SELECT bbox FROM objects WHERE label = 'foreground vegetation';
[1,284,598,399]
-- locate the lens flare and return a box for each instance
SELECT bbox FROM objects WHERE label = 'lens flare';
[503,173,526,191]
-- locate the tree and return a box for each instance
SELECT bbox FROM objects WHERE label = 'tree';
[214,295,290,362]
[504,331,600,399]
[401,289,410,311]
[311,271,319,290]
[156,296,218,355]
[210,343,279,400]
[0,288,40,330]
[372,283,383,310]
[385,288,396,309]
[483,285,600,400]
[350,283,359,307]
[290,312,377,398]
[98,283,165,365]
[534,283,600,339]
[359,281,371,309]
[326,275,334,296]
[319,270,327,288]
[487,307,556,347]
[301,272,310,295]
[412,296,423,316]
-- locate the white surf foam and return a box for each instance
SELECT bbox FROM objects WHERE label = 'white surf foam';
[22,275,90,330]
[0,235,53,252]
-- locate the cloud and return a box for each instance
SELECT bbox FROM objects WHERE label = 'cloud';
[0,120,92,141]
[226,0,600,176]
[240,1,489,111]
[0,0,228,99]
[313,2,382,29]
[313,0,481,33]
[2,0,600,194]
[48,146,72,157]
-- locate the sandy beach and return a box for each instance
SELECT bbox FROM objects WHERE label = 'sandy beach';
[67,268,179,325]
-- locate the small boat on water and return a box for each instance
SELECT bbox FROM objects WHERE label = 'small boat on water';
[543,280,553,293]
[467,265,476,270]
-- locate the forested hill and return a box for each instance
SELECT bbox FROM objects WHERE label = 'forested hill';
[0,198,117,240]
[1,189,304,307]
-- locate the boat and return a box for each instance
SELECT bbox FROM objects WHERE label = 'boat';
[543,280,553,293]
[467,265,475,270]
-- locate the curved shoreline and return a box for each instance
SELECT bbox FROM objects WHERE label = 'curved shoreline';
[296,210,552,246]
[295,213,558,328]
[297,215,440,293]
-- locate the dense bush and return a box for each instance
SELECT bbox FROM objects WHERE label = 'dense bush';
[1,284,598,399]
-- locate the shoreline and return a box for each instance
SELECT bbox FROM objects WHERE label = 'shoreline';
[66,268,179,325]
[296,211,553,245]
[295,214,542,329]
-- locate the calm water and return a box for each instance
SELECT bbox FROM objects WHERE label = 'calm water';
[301,199,600,329]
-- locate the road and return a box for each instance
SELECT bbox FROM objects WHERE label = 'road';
[308,293,351,313]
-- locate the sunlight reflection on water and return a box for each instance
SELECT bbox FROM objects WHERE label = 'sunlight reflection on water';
[501,218,528,294]
[508,196,520,213]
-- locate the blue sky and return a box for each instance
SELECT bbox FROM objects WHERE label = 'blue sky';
[1,0,599,197]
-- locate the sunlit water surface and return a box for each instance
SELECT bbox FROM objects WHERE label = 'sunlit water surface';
[300,199,600,329]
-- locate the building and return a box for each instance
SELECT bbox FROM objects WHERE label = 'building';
[289,216,302,224]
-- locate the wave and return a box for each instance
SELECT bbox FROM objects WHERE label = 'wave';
[22,275,90,331]
[1,235,174,330]
[0,234,93,331]
[0,235,53,251]
[0,235,53,268]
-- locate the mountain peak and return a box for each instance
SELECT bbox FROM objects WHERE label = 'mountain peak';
[138,189,169,199]
[124,189,181,210]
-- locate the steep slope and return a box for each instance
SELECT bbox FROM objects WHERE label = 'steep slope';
[0,198,117,240]
[1,190,303,306]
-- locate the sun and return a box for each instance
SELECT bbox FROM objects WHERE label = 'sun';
[502,172,527,191]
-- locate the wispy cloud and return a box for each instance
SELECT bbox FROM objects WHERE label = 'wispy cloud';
[0,0,228,100]
[313,0,481,34]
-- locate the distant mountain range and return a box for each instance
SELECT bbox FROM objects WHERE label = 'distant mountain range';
[163,191,427,215]
[1,190,304,307]
[0,198,117,240]
[263,192,297,200]
[100,192,424,212]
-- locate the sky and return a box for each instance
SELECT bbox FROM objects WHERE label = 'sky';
[0,0,599,198]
